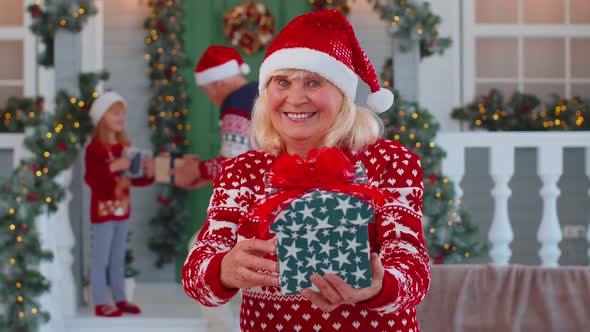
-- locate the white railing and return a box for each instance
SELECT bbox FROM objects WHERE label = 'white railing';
[437,132,590,267]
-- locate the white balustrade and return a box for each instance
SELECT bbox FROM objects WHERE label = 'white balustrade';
[488,146,514,265]
[537,144,563,267]
[437,132,590,266]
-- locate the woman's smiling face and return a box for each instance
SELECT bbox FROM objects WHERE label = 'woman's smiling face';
[266,69,344,155]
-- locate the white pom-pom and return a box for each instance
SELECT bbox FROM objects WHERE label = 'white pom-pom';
[367,88,394,113]
[240,63,250,75]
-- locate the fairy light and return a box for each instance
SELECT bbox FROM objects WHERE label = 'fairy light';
[17,296,23,302]
[32,308,38,314]
[45,197,52,203]
[465,252,471,258]
[430,228,436,234]
[10,258,15,264]
[9,209,15,215]
[16,236,23,242]
[10,224,16,230]
[44,151,50,158]
[70,98,76,104]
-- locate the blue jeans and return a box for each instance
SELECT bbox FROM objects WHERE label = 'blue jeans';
[91,220,128,305]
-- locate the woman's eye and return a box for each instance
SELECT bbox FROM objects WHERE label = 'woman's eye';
[308,80,321,88]
[277,79,289,87]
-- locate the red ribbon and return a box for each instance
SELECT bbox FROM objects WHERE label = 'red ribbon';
[253,147,385,226]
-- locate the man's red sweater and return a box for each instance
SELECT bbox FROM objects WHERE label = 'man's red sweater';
[84,138,153,224]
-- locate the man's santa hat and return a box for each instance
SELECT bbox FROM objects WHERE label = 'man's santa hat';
[259,9,393,113]
[194,45,250,86]
[89,91,126,126]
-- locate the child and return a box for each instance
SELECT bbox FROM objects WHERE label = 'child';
[84,91,154,317]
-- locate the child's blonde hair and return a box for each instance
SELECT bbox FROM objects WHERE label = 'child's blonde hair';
[251,69,383,155]
[92,102,132,147]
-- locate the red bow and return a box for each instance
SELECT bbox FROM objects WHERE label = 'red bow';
[267,147,355,189]
[253,147,384,228]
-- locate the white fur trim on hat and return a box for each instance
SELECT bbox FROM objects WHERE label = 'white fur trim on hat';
[195,59,242,86]
[259,47,358,103]
[240,63,250,75]
[89,91,126,126]
[367,88,394,113]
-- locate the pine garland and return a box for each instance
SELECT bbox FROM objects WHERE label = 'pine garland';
[380,59,488,263]
[452,89,589,131]
[0,99,43,133]
[27,0,97,67]
[368,0,452,58]
[144,0,192,268]
[0,71,107,332]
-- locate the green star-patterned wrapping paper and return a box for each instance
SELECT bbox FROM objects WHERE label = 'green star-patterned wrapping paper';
[269,164,375,295]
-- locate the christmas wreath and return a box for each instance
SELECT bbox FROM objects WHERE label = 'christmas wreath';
[223,1,275,55]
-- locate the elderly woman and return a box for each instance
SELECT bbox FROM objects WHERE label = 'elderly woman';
[183,9,431,332]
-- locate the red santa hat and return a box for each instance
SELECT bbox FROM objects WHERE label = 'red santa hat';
[89,91,126,126]
[194,45,250,86]
[259,9,393,113]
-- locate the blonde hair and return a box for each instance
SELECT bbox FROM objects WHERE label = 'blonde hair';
[251,69,383,155]
[91,104,132,147]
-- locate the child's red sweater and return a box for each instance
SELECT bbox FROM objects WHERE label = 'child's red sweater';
[84,138,154,224]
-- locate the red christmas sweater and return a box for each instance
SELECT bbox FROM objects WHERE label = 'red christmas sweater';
[182,139,431,332]
[84,138,154,224]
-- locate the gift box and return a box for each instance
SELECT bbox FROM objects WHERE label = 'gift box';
[154,153,197,184]
[257,148,383,295]
[123,147,152,178]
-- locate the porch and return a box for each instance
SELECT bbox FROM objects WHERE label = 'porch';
[2,131,590,331]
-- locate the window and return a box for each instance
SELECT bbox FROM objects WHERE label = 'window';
[463,0,590,101]
[0,0,35,107]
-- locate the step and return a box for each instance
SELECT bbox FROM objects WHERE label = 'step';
[65,282,240,332]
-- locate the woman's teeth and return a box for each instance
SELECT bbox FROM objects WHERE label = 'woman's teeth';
[286,113,314,119]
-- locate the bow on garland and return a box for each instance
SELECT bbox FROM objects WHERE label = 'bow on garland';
[253,147,385,226]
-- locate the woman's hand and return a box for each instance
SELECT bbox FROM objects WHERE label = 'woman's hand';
[220,238,280,289]
[110,157,131,173]
[300,252,384,312]
[142,157,154,178]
